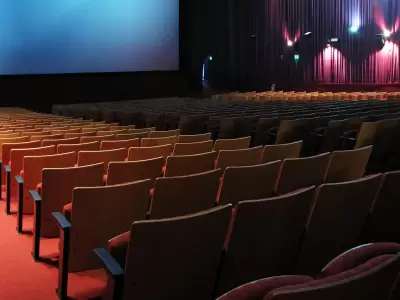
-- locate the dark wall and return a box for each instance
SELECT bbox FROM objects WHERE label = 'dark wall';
[0,71,190,112]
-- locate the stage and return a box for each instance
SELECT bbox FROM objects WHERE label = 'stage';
[297,84,400,93]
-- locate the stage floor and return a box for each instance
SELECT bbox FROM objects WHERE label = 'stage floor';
[301,83,400,92]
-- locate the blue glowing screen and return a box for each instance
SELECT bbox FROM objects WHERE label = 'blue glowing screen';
[0,0,179,74]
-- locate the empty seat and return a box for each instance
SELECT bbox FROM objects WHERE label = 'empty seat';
[53,180,153,299]
[97,129,128,136]
[95,205,231,300]
[141,136,177,147]
[65,132,97,139]
[150,169,222,219]
[216,146,263,170]
[148,129,180,138]
[116,132,150,141]
[218,161,281,206]
[217,187,315,295]
[261,141,303,163]
[57,141,100,154]
[295,174,382,274]
[128,144,173,162]
[106,157,164,186]
[164,151,217,177]
[177,133,211,143]
[29,163,105,261]
[362,171,400,243]
[214,137,251,153]
[17,152,77,233]
[276,153,331,195]
[78,148,127,174]
[42,137,81,147]
[52,128,81,135]
[80,134,116,143]
[100,139,139,151]
[173,140,214,156]
[325,146,372,183]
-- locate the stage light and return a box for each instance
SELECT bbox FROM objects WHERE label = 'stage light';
[349,25,359,33]
[287,40,293,47]
[383,29,391,38]
[304,32,312,36]
[330,37,339,43]
[208,56,213,61]
[294,54,300,61]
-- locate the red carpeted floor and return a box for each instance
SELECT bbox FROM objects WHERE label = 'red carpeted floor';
[0,198,107,300]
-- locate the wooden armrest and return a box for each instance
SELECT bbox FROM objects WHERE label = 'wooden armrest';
[29,190,41,203]
[4,165,10,173]
[94,248,124,277]
[52,212,71,230]
[15,175,23,184]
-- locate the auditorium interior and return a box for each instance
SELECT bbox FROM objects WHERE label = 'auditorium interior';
[0,1,400,300]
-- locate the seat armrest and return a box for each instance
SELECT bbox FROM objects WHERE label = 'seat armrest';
[94,248,124,277]
[52,212,71,230]
[29,190,41,203]
[15,175,23,184]
[340,136,356,142]
[4,165,10,173]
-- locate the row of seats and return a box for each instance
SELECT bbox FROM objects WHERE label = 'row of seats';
[0,107,399,299]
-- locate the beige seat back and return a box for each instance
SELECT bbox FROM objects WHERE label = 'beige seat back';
[261,141,303,163]
[141,136,177,147]
[57,141,100,154]
[177,133,211,143]
[42,137,81,147]
[68,180,152,272]
[78,148,127,173]
[128,144,173,162]
[101,139,140,151]
[216,146,263,170]
[214,136,251,153]
[151,169,222,219]
[107,157,164,186]
[165,151,217,177]
[218,161,281,206]
[173,140,214,156]
[148,129,180,138]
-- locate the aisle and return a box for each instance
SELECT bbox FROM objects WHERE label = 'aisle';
[0,201,106,300]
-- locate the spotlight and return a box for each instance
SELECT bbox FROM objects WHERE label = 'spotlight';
[383,29,391,38]
[287,40,293,47]
[304,32,312,36]
[349,25,359,33]
[329,37,339,43]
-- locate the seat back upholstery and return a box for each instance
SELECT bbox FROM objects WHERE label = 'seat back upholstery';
[52,128,81,135]
[214,137,251,153]
[23,152,77,214]
[362,171,400,243]
[42,137,80,147]
[68,180,152,272]
[40,163,104,237]
[218,187,315,295]
[100,139,140,151]
[164,151,217,177]
[10,145,56,202]
[354,121,381,149]
[116,132,150,141]
[65,132,97,139]
[121,205,232,300]
[57,141,100,154]
[78,148,127,173]
[107,157,164,186]
[1,140,41,185]
[128,144,173,162]
[80,135,116,143]
[173,140,214,156]
[325,146,372,183]
[0,133,22,138]
[296,174,382,274]
[177,133,211,143]
[276,153,331,195]
[30,134,64,142]
[261,141,303,164]
[148,129,180,138]
[97,129,128,136]
[216,147,263,170]
[0,136,30,156]
[267,252,400,300]
[151,169,222,219]
[218,161,281,206]
[141,136,177,147]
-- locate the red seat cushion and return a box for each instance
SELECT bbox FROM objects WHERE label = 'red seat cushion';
[218,275,313,300]
[267,254,394,299]
[36,183,42,195]
[108,231,130,268]
[63,203,73,221]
